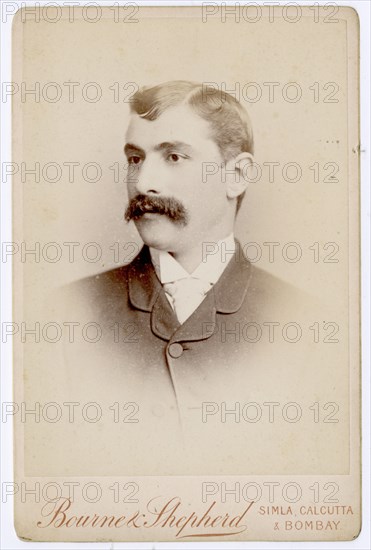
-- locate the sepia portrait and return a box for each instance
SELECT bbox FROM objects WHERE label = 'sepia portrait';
[8,3,362,542]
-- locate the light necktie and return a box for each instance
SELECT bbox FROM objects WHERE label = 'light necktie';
[163,277,213,324]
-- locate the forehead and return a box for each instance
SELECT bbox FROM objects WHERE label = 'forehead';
[125,105,217,152]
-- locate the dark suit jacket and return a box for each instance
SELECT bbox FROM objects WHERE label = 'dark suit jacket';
[52,241,339,475]
[64,241,311,411]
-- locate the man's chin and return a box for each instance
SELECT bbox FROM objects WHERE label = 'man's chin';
[134,216,181,250]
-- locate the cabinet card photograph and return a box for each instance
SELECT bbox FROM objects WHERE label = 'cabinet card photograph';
[9,2,361,543]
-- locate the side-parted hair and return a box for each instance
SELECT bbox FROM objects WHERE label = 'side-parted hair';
[129,80,254,212]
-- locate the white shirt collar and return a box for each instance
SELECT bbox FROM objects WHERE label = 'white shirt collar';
[150,233,236,285]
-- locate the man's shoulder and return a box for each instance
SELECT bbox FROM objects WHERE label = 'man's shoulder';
[67,245,149,296]
[75,248,300,302]
[60,245,313,320]
[78,263,131,293]
[249,263,300,299]
[245,262,313,319]
[228,240,311,315]
[56,246,153,322]
[64,265,130,307]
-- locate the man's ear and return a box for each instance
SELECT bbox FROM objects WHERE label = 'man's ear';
[225,152,254,200]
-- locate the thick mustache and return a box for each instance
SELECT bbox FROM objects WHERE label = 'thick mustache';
[125,194,189,226]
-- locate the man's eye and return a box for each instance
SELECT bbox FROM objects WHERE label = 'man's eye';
[167,153,186,163]
[128,156,142,165]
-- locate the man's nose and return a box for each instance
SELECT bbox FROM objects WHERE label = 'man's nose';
[135,155,164,195]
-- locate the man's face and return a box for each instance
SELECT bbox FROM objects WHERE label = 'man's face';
[124,105,233,253]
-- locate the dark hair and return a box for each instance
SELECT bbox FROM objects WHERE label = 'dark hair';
[130,80,254,212]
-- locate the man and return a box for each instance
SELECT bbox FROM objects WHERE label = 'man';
[69,79,310,401]
[60,81,317,473]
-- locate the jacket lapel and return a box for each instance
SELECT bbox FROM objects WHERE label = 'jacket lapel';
[172,240,252,343]
[128,245,160,311]
[212,240,252,313]
[128,241,252,343]
[128,246,180,340]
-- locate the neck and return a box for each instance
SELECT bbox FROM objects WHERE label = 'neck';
[171,229,234,273]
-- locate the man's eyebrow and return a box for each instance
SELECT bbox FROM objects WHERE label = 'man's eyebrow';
[124,143,145,156]
[154,141,193,153]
